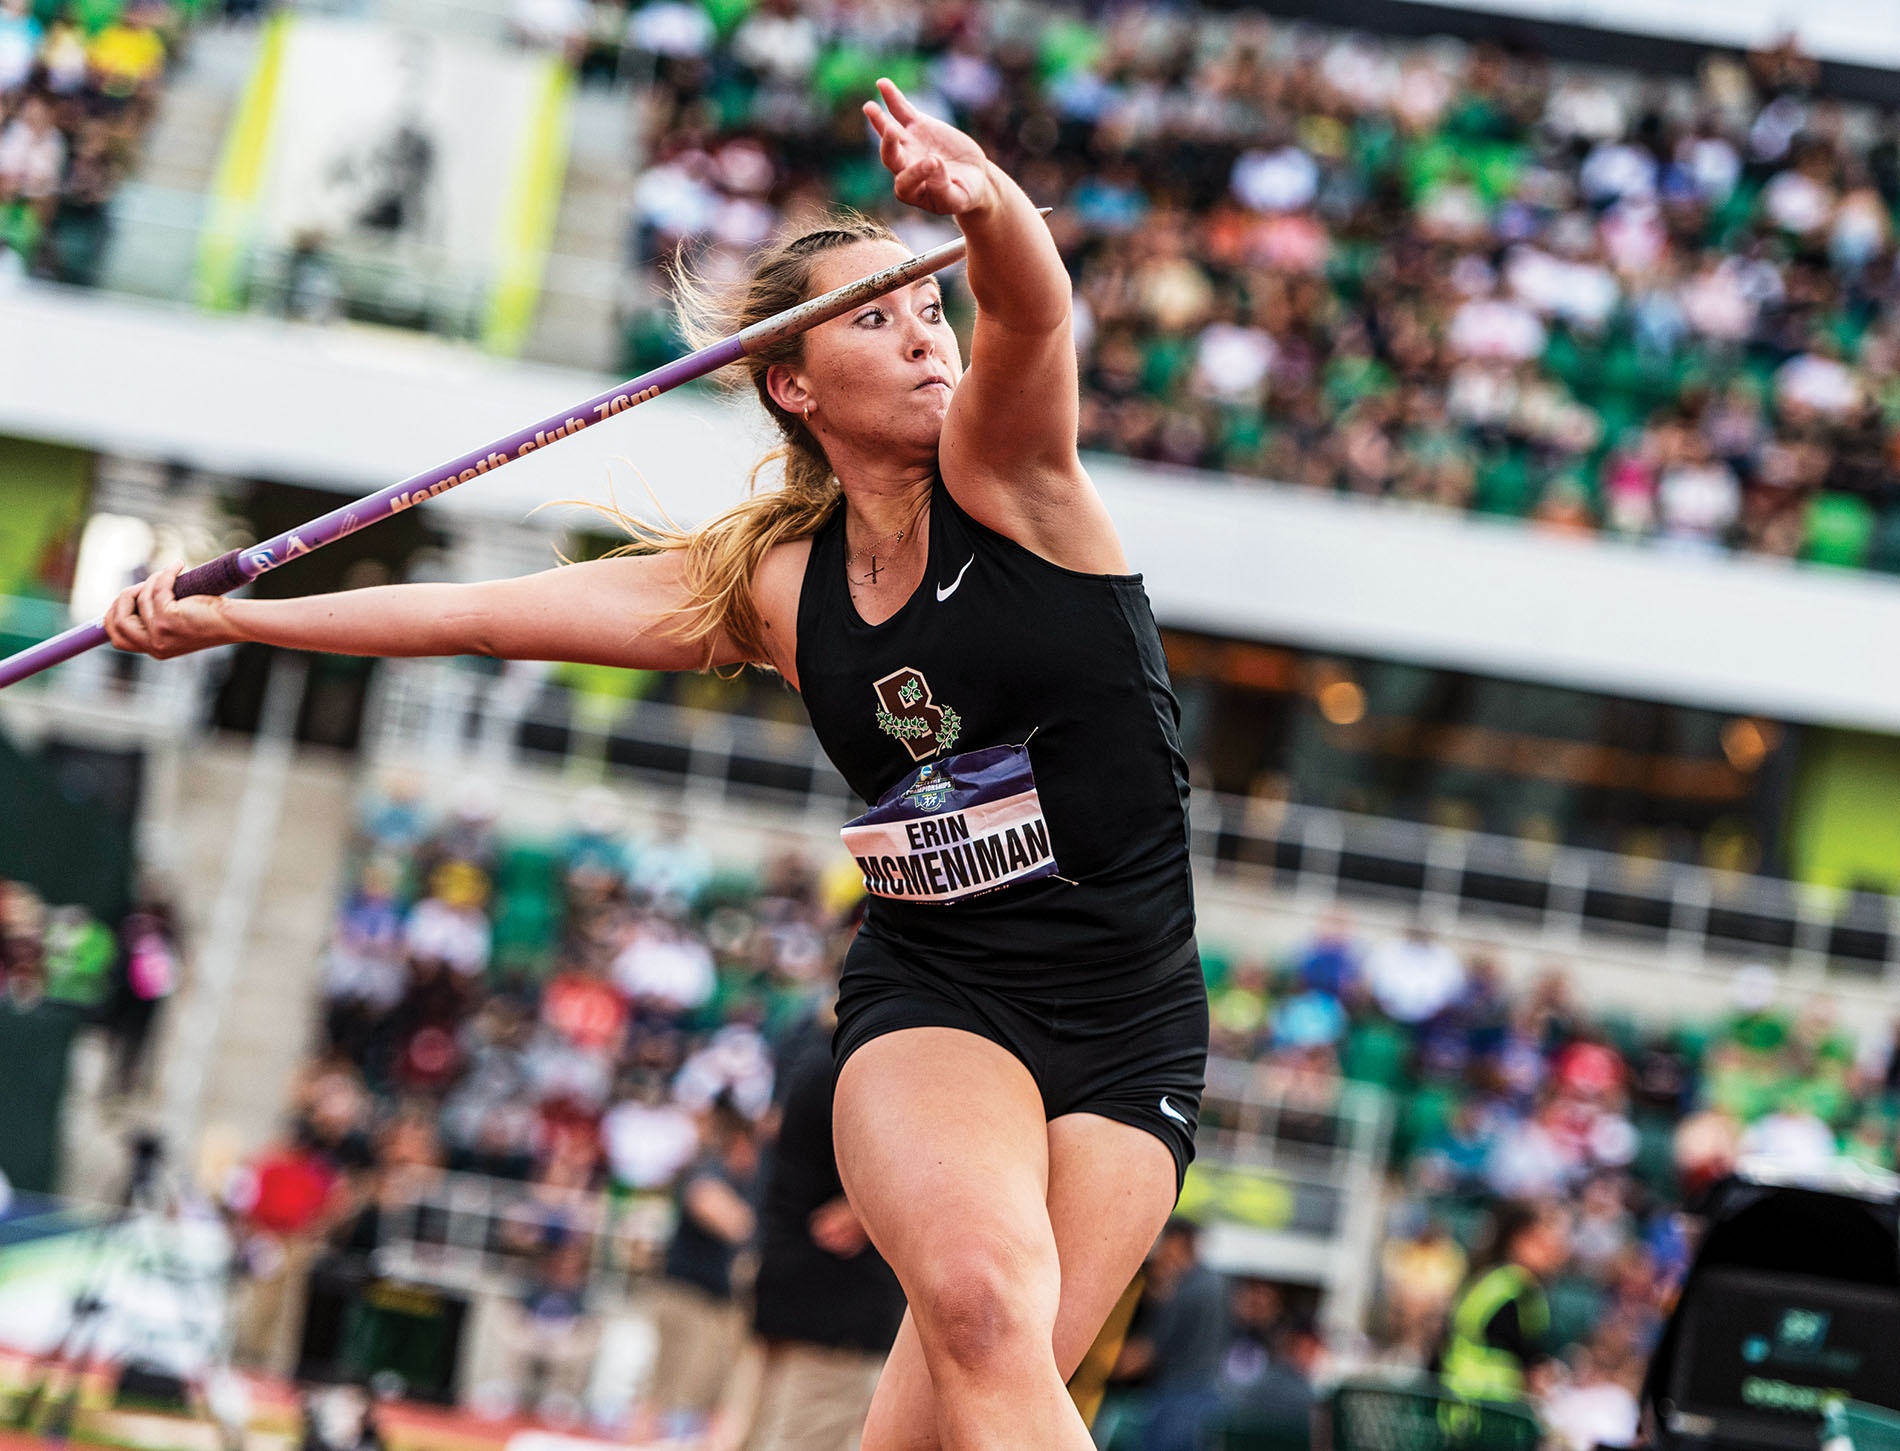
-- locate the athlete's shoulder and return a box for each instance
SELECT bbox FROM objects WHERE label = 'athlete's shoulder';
[754,536,815,689]
[937,459,1128,575]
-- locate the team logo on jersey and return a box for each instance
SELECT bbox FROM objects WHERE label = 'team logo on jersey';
[873,665,961,762]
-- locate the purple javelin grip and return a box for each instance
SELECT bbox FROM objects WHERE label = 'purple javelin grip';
[0,223,1004,690]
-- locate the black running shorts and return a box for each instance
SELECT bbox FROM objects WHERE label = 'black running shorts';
[831,933,1210,1194]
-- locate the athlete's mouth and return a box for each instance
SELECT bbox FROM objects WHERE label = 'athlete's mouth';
[915,376,952,391]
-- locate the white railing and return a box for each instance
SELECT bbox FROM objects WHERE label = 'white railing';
[1189,797,1899,980]
[367,1168,672,1304]
[365,1060,1391,1330]
[1194,1059,1392,1334]
[368,657,861,826]
[367,656,1900,982]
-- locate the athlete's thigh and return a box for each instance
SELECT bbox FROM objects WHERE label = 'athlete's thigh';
[857,1111,1179,1451]
[1045,1112,1178,1371]
[833,1025,1056,1289]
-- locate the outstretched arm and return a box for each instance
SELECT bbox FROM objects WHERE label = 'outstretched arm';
[102,550,752,673]
[863,79,1125,573]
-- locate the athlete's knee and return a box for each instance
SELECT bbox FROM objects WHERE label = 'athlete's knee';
[912,1237,1056,1377]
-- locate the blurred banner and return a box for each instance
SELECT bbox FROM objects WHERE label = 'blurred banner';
[0,440,89,603]
[197,15,572,353]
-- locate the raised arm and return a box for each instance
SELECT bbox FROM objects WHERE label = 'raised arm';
[101,549,768,675]
[864,78,1124,572]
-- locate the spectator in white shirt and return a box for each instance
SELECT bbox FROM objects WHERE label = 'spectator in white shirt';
[403,862,493,979]
[602,1074,700,1190]
[1775,345,1861,422]
[1656,439,1741,550]
[0,97,66,215]
[1363,927,1467,1025]
[610,914,715,1013]
[1231,144,1318,213]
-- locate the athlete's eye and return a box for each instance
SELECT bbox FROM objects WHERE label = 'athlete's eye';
[856,307,886,326]
[924,301,944,322]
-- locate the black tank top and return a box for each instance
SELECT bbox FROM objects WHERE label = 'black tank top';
[795,478,1195,991]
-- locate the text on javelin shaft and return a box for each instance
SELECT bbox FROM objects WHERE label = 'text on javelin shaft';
[386,384,662,512]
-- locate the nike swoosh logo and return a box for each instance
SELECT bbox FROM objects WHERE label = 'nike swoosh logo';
[936,556,975,602]
[1159,1096,1190,1126]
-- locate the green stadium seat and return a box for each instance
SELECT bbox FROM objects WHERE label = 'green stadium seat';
[1707,180,1762,247]
[1342,1020,1412,1091]
[1321,1378,1541,1451]
[1395,1085,1460,1165]
[1142,335,1194,397]
[700,867,766,910]
[1473,447,1535,518]
[1035,15,1102,81]
[1434,1199,1492,1257]
[1595,1013,1643,1060]
[1599,338,1651,398]
[698,0,751,39]
[71,0,123,36]
[1541,328,1590,391]
[1544,1274,1605,1354]
[1804,493,1876,569]
[1211,1410,1313,1451]
[1863,507,1900,575]
[489,843,564,975]
[1632,1110,1680,1195]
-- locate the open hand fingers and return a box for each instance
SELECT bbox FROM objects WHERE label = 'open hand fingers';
[897,155,945,184]
[864,101,916,177]
[875,76,921,125]
[893,154,950,208]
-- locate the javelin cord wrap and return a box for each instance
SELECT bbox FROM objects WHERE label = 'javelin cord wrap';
[174,550,251,601]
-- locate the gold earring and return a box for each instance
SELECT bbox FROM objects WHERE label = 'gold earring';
[803,404,814,423]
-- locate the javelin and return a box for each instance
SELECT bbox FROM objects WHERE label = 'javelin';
[0,222,1010,690]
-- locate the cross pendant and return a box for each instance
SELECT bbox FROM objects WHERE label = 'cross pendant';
[866,556,883,584]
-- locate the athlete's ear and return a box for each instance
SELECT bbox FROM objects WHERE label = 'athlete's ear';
[765,363,815,419]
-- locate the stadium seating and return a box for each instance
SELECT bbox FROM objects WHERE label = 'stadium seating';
[0,0,190,283]
[57,785,1830,1379]
[14,773,1900,1416]
[613,2,1900,571]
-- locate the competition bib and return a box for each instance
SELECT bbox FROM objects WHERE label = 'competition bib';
[842,744,1058,904]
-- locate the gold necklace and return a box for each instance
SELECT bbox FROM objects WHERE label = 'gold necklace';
[846,498,929,587]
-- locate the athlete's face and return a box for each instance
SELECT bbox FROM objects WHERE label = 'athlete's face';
[766,239,964,463]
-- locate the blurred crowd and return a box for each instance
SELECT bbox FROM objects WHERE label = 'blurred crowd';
[1201,914,1900,1448]
[0,0,181,282]
[187,778,1900,1448]
[220,778,877,1438]
[0,873,183,1095]
[26,0,1900,571]
[612,1,1900,570]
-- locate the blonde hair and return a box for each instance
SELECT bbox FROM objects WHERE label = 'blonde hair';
[579,212,904,667]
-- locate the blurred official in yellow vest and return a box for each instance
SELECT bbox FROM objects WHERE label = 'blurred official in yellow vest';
[1437,1201,1573,1403]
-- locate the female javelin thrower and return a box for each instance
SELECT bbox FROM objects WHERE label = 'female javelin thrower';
[103,80,1207,1450]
